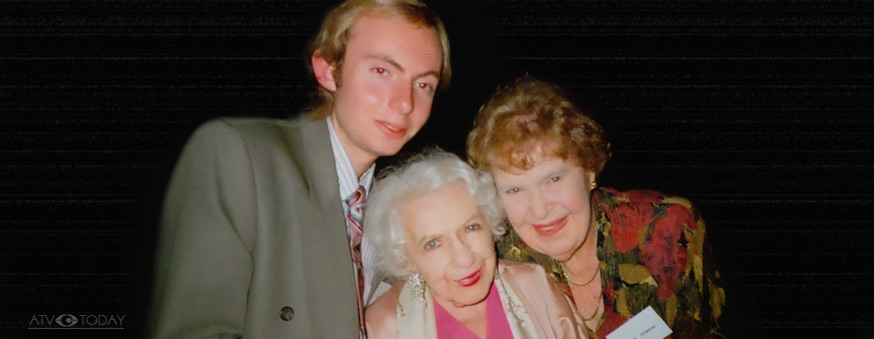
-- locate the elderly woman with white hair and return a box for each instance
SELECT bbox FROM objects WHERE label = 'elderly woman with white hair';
[364,148,586,338]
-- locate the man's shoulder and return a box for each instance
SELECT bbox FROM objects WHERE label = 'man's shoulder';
[189,115,326,146]
[179,115,334,177]
[211,114,320,133]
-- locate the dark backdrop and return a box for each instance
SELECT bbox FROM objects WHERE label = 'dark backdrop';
[3,0,873,338]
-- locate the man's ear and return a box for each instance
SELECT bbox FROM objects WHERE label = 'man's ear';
[311,53,337,92]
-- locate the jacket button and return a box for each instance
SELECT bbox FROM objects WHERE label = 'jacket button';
[279,306,294,321]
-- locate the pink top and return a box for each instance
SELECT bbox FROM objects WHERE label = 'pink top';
[433,283,514,339]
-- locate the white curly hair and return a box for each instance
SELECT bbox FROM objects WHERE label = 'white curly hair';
[363,147,506,279]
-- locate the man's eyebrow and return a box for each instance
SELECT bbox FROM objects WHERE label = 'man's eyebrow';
[416,70,441,80]
[365,54,404,72]
[365,53,441,79]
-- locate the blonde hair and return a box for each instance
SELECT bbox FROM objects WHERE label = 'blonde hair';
[307,0,451,120]
[467,75,611,175]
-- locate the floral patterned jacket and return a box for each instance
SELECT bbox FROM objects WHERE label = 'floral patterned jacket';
[498,187,726,339]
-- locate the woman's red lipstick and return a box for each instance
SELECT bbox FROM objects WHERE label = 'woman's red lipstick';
[532,216,568,237]
[457,268,482,287]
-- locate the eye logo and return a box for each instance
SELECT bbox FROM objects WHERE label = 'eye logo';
[55,314,78,327]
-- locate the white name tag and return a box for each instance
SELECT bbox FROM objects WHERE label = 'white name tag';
[606,306,672,339]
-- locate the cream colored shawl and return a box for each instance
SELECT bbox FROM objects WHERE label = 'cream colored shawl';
[393,261,585,339]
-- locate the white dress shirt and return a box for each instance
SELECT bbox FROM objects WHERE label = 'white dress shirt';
[326,118,386,306]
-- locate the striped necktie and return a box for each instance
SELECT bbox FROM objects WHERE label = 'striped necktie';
[344,185,366,337]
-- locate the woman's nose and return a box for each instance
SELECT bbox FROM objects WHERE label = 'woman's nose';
[452,241,475,268]
[530,189,549,219]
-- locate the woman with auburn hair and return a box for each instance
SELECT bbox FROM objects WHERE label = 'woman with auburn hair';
[467,75,725,338]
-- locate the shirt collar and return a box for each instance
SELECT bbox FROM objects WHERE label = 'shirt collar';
[326,117,375,200]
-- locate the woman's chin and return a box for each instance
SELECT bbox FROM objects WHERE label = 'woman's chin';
[536,239,585,262]
[435,284,491,309]
[449,294,489,309]
[535,246,573,262]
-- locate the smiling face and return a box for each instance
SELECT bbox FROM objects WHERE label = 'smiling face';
[401,181,496,309]
[317,12,443,172]
[491,156,596,262]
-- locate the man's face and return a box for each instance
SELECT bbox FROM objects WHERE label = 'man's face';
[326,13,443,169]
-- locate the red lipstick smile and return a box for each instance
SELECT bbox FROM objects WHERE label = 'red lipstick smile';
[532,216,568,237]
[456,268,482,287]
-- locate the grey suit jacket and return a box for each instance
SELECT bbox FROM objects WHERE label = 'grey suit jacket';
[149,116,360,338]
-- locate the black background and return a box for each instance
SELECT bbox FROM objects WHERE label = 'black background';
[3,0,873,338]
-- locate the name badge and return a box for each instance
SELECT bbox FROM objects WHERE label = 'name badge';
[606,306,672,339]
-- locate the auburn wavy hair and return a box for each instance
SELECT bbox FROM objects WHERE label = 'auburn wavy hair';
[466,75,610,175]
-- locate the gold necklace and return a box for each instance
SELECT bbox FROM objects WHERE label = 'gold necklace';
[580,293,604,321]
[565,267,599,287]
[565,268,603,322]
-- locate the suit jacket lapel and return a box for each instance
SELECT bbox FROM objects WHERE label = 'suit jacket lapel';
[294,116,342,216]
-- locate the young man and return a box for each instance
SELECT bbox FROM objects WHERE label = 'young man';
[148,1,450,337]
